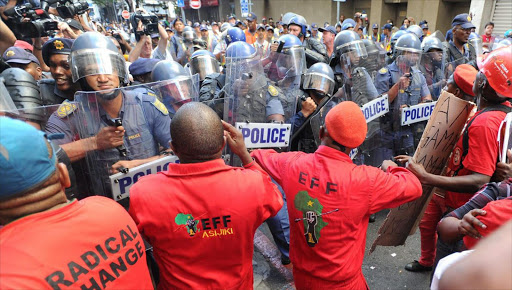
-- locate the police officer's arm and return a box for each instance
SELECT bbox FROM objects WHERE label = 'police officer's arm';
[419,73,433,102]
[0,18,15,55]
[383,75,411,103]
[156,23,170,56]
[111,155,164,174]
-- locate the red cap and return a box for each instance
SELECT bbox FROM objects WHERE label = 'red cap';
[480,46,512,98]
[325,101,367,148]
[14,40,33,52]
[453,64,478,97]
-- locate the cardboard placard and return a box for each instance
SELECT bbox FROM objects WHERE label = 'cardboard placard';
[370,91,475,252]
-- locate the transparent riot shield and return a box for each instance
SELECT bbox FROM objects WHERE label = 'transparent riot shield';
[359,42,387,82]
[69,82,178,204]
[339,51,386,166]
[1,104,81,201]
[224,50,298,165]
[274,47,306,92]
[394,51,434,156]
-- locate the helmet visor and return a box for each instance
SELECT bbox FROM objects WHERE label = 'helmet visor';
[190,55,220,81]
[337,40,367,58]
[302,72,335,96]
[276,46,306,78]
[468,37,483,57]
[70,49,127,83]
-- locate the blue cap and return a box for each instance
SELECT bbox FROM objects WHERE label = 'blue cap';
[193,22,200,28]
[452,13,475,29]
[257,24,265,30]
[318,25,336,35]
[383,23,392,30]
[400,25,407,30]
[265,25,274,31]
[129,58,160,76]
[172,18,184,27]
[150,33,159,38]
[2,46,40,66]
[200,24,208,31]
[372,24,378,29]
[41,38,74,66]
[311,23,318,30]
[0,117,57,198]
[228,15,236,20]
[246,12,257,22]
[421,23,428,29]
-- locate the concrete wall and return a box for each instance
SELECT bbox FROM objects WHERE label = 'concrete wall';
[469,0,494,34]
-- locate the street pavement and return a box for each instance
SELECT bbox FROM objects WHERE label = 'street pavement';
[253,209,432,290]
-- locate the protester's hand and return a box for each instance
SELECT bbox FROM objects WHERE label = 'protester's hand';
[95,126,125,150]
[300,97,317,118]
[381,160,398,172]
[394,155,411,164]
[222,120,252,164]
[406,158,429,182]
[492,149,512,182]
[111,160,143,174]
[459,209,487,239]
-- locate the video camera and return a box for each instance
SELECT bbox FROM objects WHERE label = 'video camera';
[3,2,58,38]
[55,0,89,19]
[130,12,159,41]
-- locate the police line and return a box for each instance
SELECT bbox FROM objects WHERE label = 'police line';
[401,101,437,126]
[236,122,292,149]
[110,155,180,201]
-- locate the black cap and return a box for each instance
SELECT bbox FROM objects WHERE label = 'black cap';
[65,18,84,31]
[41,38,74,66]
[452,13,475,29]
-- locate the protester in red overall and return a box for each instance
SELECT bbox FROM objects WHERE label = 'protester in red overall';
[398,46,512,272]
[0,117,153,290]
[249,101,422,289]
[128,102,283,289]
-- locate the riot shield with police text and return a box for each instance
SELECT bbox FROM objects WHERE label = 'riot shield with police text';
[340,51,386,166]
[224,49,297,165]
[70,82,178,203]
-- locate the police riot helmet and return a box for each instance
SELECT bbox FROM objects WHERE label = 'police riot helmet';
[301,62,335,96]
[406,25,423,39]
[220,22,232,32]
[395,33,422,54]
[341,22,354,31]
[468,32,484,56]
[282,12,297,25]
[421,35,443,53]
[226,41,256,60]
[182,26,197,44]
[225,27,246,45]
[151,59,188,82]
[333,30,367,59]
[0,68,43,123]
[288,15,308,37]
[189,50,220,81]
[69,32,128,84]
[279,34,303,49]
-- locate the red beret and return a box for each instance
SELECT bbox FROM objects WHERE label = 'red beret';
[325,101,367,148]
[453,64,478,97]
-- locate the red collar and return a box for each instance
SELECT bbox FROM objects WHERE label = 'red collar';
[161,159,232,177]
[315,145,354,163]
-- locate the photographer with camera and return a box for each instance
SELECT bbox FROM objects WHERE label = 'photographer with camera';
[128,11,171,63]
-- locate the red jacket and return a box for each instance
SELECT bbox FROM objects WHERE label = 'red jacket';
[0,197,153,290]
[252,146,422,289]
[129,159,283,289]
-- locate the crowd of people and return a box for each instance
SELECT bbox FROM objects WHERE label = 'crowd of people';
[0,2,511,289]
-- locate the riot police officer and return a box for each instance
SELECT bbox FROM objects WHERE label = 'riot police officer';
[189,50,221,83]
[386,30,407,64]
[290,62,336,153]
[39,38,81,105]
[286,14,328,67]
[151,59,199,117]
[45,32,171,199]
[420,36,445,100]
[375,33,432,161]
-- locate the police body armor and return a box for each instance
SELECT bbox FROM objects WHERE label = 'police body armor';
[39,79,71,105]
